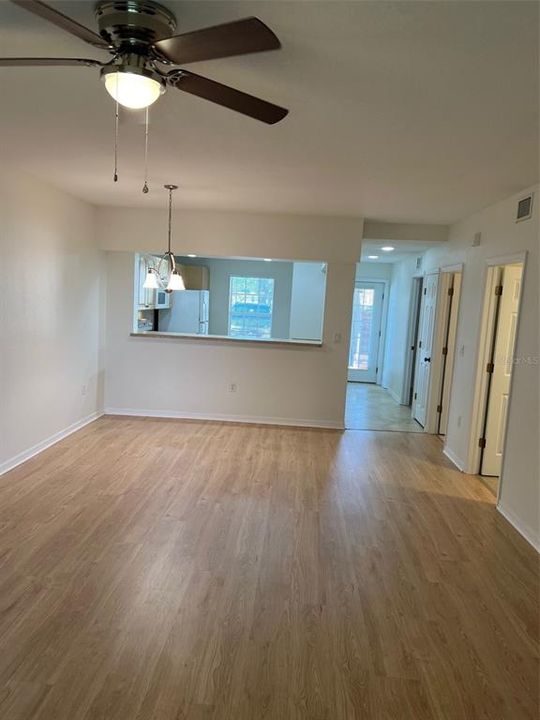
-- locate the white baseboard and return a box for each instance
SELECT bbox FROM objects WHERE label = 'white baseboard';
[104,407,344,431]
[0,411,103,477]
[443,446,466,472]
[497,503,540,553]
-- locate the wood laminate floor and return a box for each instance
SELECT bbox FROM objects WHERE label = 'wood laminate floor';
[0,417,537,720]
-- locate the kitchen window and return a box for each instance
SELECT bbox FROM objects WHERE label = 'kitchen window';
[228,276,275,339]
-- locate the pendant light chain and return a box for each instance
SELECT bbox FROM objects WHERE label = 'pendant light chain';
[113,75,119,183]
[163,184,179,284]
[142,107,149,194]
[167,186,172,253]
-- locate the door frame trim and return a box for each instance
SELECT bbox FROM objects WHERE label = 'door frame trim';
[467,252,527,496]
[412,271,440,425]
[402,275,424,405]
[424,268,463,434]
[435,269,462,435]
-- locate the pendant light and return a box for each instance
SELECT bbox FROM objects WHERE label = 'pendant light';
[143,267,160,289]
[142,184,185,292]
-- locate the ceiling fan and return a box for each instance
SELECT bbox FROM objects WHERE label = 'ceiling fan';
[1,0,288,124]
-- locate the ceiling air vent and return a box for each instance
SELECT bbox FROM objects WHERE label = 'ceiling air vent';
[516,194,533,222]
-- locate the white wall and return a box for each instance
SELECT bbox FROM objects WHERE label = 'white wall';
[0,170,103,472]
[97,206,362,263]
[105,254,356,427]
[355,262,392,283]
[381,256,421,401]
[422,185,539,548]
[99,208,362,428]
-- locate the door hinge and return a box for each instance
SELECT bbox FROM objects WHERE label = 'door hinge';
[418,340,422,349]
[442,346,448,355]
[486,362,495,373]
[378,330,381,337]
[478,437,487,449]
[376,366,379,374]
[414,392,417,400]
[424,288,427,295]
[448,287,454,296]
[382,293,385,300]
[437,404,442,413]
[495,285,503,296]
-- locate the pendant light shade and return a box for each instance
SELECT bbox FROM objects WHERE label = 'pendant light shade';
[143,268,160,289]
[167,269,185,291]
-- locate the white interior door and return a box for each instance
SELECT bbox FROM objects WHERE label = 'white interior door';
[348,282,384,383]
[481,264,523,476]
[412,273,439,426]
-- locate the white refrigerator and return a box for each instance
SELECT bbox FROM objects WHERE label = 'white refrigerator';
[159,290,209,334]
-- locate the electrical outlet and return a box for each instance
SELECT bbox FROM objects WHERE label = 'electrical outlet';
[229,383,238,393]
[81,384,87,396]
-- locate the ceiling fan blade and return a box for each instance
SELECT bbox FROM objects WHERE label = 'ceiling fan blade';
[154,17,280,65]
[168,70,288,125]
[0,57,102,67]
[10,0,109,49]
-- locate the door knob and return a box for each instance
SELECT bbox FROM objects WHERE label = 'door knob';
[424,357,431,362]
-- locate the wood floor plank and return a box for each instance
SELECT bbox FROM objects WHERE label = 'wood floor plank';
[0,417,537,719]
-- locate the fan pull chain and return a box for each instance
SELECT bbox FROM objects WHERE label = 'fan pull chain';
[113,81,119,183]
[142,107,149,194]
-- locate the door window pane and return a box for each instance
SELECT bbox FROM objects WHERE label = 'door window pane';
[349,287,375,369]
[229,277,275,339]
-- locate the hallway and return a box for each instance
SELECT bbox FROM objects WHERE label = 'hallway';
[345,382,423,432]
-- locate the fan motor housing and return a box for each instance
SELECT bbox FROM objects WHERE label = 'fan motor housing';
[95,0,177,51]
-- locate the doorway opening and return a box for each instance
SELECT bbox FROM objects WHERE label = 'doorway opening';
[403,276,423,407]
[412,272,439,427]
[345,247,459,434]
[472,261,524,492]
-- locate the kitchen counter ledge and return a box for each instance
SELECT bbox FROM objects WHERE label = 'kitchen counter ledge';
[130,331,323,348]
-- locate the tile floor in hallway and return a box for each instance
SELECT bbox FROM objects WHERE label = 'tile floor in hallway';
[345,382,424,432]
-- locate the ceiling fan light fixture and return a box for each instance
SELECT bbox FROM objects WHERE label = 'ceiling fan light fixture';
[102,66,165,109]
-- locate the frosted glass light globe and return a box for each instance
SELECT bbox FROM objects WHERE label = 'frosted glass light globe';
[104,71,163,110]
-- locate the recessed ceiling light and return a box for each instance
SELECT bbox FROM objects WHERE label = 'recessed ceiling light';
[381,246,395,252]
[367,255,379,260]
[186,253,197,258]
[263,258,272,262]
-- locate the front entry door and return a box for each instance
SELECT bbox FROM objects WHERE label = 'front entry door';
[413,272,439,426]
[348,282,384,383]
